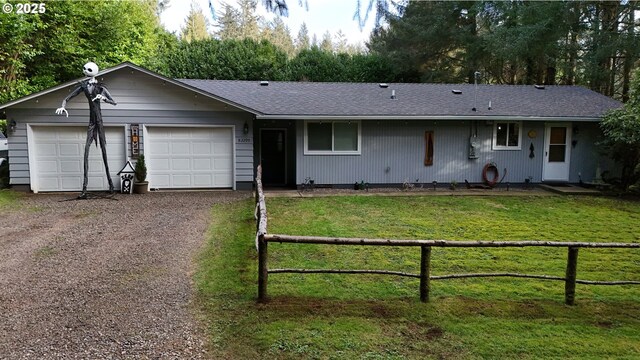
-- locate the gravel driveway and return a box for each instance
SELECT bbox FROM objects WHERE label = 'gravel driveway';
[0,191,250,359]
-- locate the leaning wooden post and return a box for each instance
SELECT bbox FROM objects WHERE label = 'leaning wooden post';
[420,246,432,303]
[258,234,268,303]
[565,247,579,305]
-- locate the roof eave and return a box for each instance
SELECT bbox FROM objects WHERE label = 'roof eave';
[255,114,603,122]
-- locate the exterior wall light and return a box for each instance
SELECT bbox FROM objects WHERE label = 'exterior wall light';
[243,121,249,135]
[9,119,16,132]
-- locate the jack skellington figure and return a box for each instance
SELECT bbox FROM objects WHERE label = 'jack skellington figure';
[56,62,117,199]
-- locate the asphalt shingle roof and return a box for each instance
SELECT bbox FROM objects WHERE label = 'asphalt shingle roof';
[178,79,622,119]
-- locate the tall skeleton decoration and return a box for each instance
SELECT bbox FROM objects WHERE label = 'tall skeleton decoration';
[55,62,117,199]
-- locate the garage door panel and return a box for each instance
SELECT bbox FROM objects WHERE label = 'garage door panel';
[193,158,212,170]
[172,159,190,171]
[150,141,170,155]
[147,127,233,189]
[61,177,81,190]
[193,142,212,155]
[172,142,190,155]
[172,175,191,187]
[38,160,59,173]
[40,177,60,190]
[214,174,232,187]
[60,160,81,173]
[150,158,170,171]
[59,143,82,156]
[194,174,212,186]
[32,127,125,192]
[213,158,231,170]
[213,143,231,155]
[88,160,107,172]
[153,174,170,188]
[36,143,58,155]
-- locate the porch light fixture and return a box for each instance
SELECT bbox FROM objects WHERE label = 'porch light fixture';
[243,121,249,135]
[9,119,16,132]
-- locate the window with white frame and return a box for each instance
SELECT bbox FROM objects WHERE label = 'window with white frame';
[493,121,522,150]
[305,121,361,154]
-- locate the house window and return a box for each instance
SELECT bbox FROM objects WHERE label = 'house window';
[305,121,361,154]
[493,121,522,150]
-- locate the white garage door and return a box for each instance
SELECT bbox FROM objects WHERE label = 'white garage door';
[31,126,126,192]
[146,127,233,189]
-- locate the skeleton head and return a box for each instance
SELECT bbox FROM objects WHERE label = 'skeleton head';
[83,62,99,77]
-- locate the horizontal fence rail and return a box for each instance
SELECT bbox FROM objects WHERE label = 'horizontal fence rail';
[254,167,640,305]
[264,234,640,248]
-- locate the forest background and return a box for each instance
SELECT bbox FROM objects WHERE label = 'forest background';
[1,0,639,105]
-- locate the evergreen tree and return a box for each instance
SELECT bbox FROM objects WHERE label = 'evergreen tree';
[180,1,210,43]
[215,3,242,40]
[295,23,311,52]
[320,31,333,53]
[237,0,261,40]
[334,30,348,54]
[265,17,295,58]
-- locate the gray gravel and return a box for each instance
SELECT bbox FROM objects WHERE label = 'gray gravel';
[0,191,250,359]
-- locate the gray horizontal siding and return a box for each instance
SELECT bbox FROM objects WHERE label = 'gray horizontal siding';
[296,120,609,185]
[6,68,256,189]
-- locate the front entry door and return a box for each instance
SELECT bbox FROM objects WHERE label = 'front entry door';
[543,124,572,182]
[260,129,287,185]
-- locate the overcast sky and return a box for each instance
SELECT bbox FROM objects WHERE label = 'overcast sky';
[160,0,376,46]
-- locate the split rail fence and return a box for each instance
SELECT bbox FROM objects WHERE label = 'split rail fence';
[254,166,640,305]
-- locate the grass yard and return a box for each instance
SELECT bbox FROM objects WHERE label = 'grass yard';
[0,189,20,208]
[198,195,640,359]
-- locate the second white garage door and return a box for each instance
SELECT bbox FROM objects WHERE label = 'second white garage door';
[146,127,233,189]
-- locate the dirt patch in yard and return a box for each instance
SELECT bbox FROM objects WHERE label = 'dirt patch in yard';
[0,191,250,359]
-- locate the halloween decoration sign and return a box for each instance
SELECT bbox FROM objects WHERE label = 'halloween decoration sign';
[55,62,117,199]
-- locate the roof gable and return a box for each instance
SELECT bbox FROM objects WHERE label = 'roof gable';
[0,62,258,114]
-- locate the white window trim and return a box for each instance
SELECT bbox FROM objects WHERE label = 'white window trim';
[304,120,362,155]
[492,121,522,150]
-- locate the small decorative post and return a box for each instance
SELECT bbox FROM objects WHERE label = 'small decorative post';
[420,246,432,302]
[565,247,579,305]
[258,234,268,303]
[117,161,135,194]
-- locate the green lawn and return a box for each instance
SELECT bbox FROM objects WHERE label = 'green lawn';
[0,189,20,208]
[198,195,640,359]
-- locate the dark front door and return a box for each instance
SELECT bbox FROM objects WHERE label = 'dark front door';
[260,129,287,185]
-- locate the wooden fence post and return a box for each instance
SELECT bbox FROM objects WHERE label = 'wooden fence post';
[565,247,579,305]
[420,246,432,303]
[258,234,268,303]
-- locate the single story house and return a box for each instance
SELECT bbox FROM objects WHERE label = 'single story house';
[0,62,622,192]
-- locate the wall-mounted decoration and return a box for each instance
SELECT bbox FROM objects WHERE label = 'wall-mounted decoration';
[424,131,434,166]
[130,124,140,157]
[528,129,537,139]
[469,135,479,159]
[529,142,535,158]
